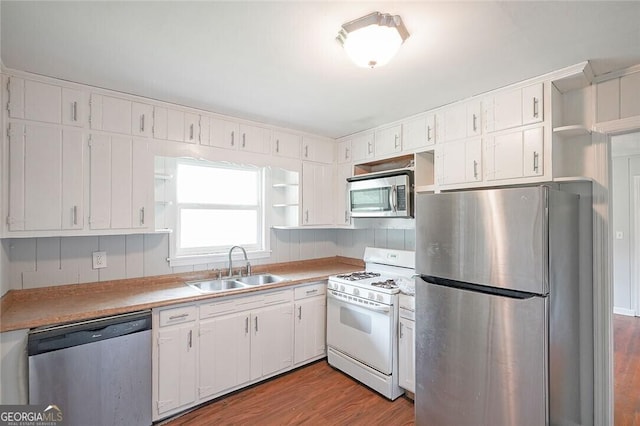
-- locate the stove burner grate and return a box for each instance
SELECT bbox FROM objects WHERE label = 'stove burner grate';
[371,279,398,289]
[336,271,381,281]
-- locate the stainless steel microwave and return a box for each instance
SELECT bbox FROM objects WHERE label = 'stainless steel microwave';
[347,170,413,218]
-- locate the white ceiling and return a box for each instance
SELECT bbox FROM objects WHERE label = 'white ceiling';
[2,1,639,139]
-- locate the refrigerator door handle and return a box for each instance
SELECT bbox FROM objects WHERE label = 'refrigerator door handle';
[419,275,541,299]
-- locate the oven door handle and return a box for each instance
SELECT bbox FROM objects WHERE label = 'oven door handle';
[327,292,391,314]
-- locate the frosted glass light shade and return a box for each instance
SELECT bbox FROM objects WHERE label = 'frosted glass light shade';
[337,12,409,69]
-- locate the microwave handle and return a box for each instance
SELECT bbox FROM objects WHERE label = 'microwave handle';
[390,185,397,212]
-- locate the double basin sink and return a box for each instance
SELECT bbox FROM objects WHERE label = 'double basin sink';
[186,274,287,293]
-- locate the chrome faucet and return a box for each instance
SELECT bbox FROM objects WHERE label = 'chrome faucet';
[228,246,251,277]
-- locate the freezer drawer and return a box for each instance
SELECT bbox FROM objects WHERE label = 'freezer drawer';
[415,281,548,426]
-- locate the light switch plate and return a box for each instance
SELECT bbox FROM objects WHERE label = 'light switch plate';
[92,251,107,269]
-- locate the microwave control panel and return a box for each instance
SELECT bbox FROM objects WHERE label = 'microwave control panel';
[397,185,406,210]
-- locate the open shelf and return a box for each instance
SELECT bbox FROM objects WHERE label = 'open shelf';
[553,124,592,138]
[354,154,414,176]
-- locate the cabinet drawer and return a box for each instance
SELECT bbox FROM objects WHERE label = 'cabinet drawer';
[199,299,238,319]
[264,290,294,306]
[159,305,197,327]
[294,283,326,300]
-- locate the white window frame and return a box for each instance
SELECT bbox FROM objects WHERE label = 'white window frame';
[169,158,269,267]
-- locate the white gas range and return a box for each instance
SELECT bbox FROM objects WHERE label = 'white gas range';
[326,247,415,400]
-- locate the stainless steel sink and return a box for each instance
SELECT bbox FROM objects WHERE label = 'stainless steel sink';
[234,274,287,286]
[186,279,248,293]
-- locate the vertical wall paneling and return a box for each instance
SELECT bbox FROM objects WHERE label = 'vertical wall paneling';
[373,228,388,249]
[620,72,640,119]
[60,236,99,284]
[110,137,133,229]
[404,229,416,251]
[97,235,127,282]
[89,135,112,229]
[125,234,144,279]
[298,230,314,260]
[386,229,405,250]
[7,239,36,290]
[0,240,14,296]
[596,79,620,123]
[143,233,172,277]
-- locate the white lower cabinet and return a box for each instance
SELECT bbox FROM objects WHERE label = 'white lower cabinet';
[398,316,415,394]
[250,303,294,379]
[154,305,198,419]
[294,283,327,365]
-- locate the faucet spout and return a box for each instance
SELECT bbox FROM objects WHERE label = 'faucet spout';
[228,246,250,277]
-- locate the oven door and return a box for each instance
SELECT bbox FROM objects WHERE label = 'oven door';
[326,290,394,374]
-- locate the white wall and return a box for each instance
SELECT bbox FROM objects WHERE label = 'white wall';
[612,131,640,315]
[2,227,415,291]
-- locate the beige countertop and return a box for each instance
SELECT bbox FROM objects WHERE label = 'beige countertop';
[0,256,363,332]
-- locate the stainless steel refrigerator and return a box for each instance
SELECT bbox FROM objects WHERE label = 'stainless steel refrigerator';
[415,186,592,426]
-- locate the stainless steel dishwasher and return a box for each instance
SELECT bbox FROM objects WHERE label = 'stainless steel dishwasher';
[28,311,152,426]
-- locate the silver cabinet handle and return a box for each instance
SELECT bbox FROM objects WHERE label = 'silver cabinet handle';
[367,142,373,154]
[473,160,479,179]
[73,205,78,225]
[533,151,539,172]
[400,322,404,338]
[189,123,194,140]
[344,147,349,160]
[391,185,397,212]
[472,114,478,132]
[533,98,539,118]
[276,139,280,153]
[304,145,309,158]
[245,316,249,334]
[140,207,145,225]
[72,101,78,122]
[242,133,246,148]
[344,211,348,223]
[254,316,259,332]
[305,288,318,295]
[169,313,189,320]
[427,125,432,142]
[231,130,235,146]
[140,114,145,133]
[298,306,302,320]
[188,329,192,349]
[394,134,400,148]
[305,210,309,223]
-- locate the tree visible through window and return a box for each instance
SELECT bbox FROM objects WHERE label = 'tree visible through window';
[175,159,264,256]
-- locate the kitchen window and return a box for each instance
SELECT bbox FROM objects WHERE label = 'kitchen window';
[173,159,265,260]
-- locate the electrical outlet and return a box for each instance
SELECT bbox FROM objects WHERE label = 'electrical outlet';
[92,251,107,269]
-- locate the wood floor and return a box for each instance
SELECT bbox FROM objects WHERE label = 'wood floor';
[615,314,640,426]
[164,360,415,426]
[163,315,640,425]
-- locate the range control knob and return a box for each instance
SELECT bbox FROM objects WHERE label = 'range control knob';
[368,292,374,299]
[340,285,346,292]
[377,294,383,302]
[353,288,360,296]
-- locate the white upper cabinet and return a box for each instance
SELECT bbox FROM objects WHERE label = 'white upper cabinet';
[131,102,153,137]
[7,77,86,126]
[374,124,402,157]
[436,137,482,186]
[89,135,152,230]
[239,124,271,154]
[335,163,352,226]
[402,114,436,152]
[485,126,543,181]
[153,106,199,144]
[90,94,132,134]
[484,83,544,133]
[272,130,301,159]
[208,118,270,154]
[440,100,482,142]
[7,123,84,231]
[337,139,352,164]
[302,136,334,164]
[351,132,375,163]
[302,162,334,225]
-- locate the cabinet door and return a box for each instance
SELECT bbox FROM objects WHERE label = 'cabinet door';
[251,304,294,380]
[131,102,153,137]
[184,113,199,144]
[156,324,197,416]
[91,94,132,134]
[166,109,185,142]
[198,313,251,400]
[302,136,335,163]
[490,89,522,132]
[210,117,239,149]
[239,124,270,154]
[272,131,301,159]
[61,88,86,127]
[437,140,466,185]
[302,162,334,225]
[442,104,467,142]
[153,107,168,140]
[199,116,211,146]
[294,296,326,364]
[337,139,352,164]
[487,131,524,181]
[8,78,62,123]
[523,127,544,177]
[375,125,402,157]
[88,135,112,229]
[132,139,153,229]
[351,133,375,162]
[335,163,352,226]
[522,83,544,125]
[402,115,429,152]
[61,129,84,229]
[398,318,415,393]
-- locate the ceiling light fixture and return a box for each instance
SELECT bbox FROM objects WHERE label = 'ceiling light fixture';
[337,11,410,69]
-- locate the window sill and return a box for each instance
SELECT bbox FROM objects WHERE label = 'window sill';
[168,250,272,268]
